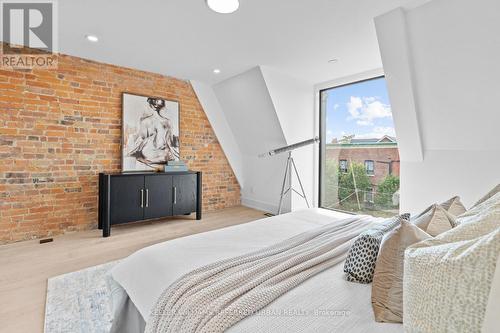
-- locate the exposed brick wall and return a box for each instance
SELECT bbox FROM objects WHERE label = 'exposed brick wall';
[0,52,240,244]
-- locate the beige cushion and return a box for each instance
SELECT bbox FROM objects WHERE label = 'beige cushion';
[404,193,500,333]
[439,196,467,216]
[371,220,431,323]
[412,204,456,236]
[471,184,500,209]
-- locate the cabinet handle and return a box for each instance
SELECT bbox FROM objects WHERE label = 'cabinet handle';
[173,187,177,204]
[145,189,149,207]
[140,189,144,208]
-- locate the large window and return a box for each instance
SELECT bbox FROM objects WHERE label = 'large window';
[319,76,400,217]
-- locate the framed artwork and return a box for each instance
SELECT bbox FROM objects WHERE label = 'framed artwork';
[122,93,180,172]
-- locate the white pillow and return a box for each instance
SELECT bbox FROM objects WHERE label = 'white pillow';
[403,193,500,333]
[471,184,500,209]
[482,254,500,333]
[456,191,500,225]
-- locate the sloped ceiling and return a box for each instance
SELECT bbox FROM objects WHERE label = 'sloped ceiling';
[375,0,500,212]
[260,67,315,209]
[210,67,291,212]
[376,0,500,158]
[190,80,245,185]
[55,0,414,85]
[213,68,287,156]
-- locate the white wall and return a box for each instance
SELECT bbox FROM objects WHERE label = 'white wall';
[213,67,291,213]
[260,67,315,210]
[402,150,500,212]
[195,67,315,214]
[375,0,500,213]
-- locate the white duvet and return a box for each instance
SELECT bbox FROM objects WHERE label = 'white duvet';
[110,208,403,333]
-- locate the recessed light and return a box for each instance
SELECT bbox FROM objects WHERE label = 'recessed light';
[85,35,99,42]
[213,69,221,74]
[206,0,239,14]
[328,58,339,64]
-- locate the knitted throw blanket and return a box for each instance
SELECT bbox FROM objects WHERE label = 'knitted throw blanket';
[146,215,375,333]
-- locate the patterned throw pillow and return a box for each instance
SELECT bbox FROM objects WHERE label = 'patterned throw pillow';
[343,214,410,284]
[404,198,500,332]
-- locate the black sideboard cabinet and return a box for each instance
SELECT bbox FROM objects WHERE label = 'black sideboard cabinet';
[98,171,202,237]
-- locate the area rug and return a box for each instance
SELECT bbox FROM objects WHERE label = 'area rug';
[44,260,119,333]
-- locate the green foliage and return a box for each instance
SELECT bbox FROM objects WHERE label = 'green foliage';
[338,162,372,206]
[322,160,339,208]
[323,160,398,213]
[375,175,400,207]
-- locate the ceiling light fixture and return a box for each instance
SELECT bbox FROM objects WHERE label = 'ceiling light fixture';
[206,0,239,14]
[328,58,339,64]
[85,35,99,42]
[213,69,221,74]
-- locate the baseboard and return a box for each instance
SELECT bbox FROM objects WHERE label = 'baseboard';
[241,197,279,215]
[240,197,293,215]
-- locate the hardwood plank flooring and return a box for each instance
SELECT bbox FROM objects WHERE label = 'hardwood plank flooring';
[0,206,265,333]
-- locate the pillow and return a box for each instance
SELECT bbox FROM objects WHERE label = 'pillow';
[439,196,467,216]
[456,192,500,225]
[471,184,500,209]
[343,214,410,284]
[404,196,500,333]
[482,254,500,333]
[411,204,456,236]
[371,220,431,323]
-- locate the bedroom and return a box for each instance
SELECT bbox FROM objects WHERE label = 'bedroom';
[0,0,499,332]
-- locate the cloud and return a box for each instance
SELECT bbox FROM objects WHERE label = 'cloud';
[347,96,392,126]
[355,126,396,139]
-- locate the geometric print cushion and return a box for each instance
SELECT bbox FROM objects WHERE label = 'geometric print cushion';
[344,214,410,284]
[404,210,500,332]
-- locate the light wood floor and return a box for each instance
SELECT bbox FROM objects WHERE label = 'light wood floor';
[0,206,265,333]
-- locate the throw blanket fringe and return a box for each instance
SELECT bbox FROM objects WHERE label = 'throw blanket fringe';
[146,215,375,333]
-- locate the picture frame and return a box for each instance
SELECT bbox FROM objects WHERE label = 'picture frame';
[121,92,180,172]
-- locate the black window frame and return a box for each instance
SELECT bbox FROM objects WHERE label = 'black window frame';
[318,75,385,212]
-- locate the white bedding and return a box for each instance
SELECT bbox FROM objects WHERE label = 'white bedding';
[111,208,403,333]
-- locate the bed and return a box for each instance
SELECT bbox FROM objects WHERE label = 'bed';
[108,208,403,333]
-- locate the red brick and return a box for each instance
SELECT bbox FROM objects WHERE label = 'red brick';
[0,44,241,244]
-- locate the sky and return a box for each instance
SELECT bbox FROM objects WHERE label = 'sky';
[323,77,396,143]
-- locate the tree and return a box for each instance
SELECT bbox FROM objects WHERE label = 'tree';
[375,175,400,208]
[322,160,339,208]
[338,162,372,208]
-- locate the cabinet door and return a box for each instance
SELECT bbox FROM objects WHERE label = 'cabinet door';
[173,174,197,215]
[109,175,144,225]
[144,174,173,220]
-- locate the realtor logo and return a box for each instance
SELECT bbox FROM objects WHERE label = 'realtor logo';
[1,0,57,69]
